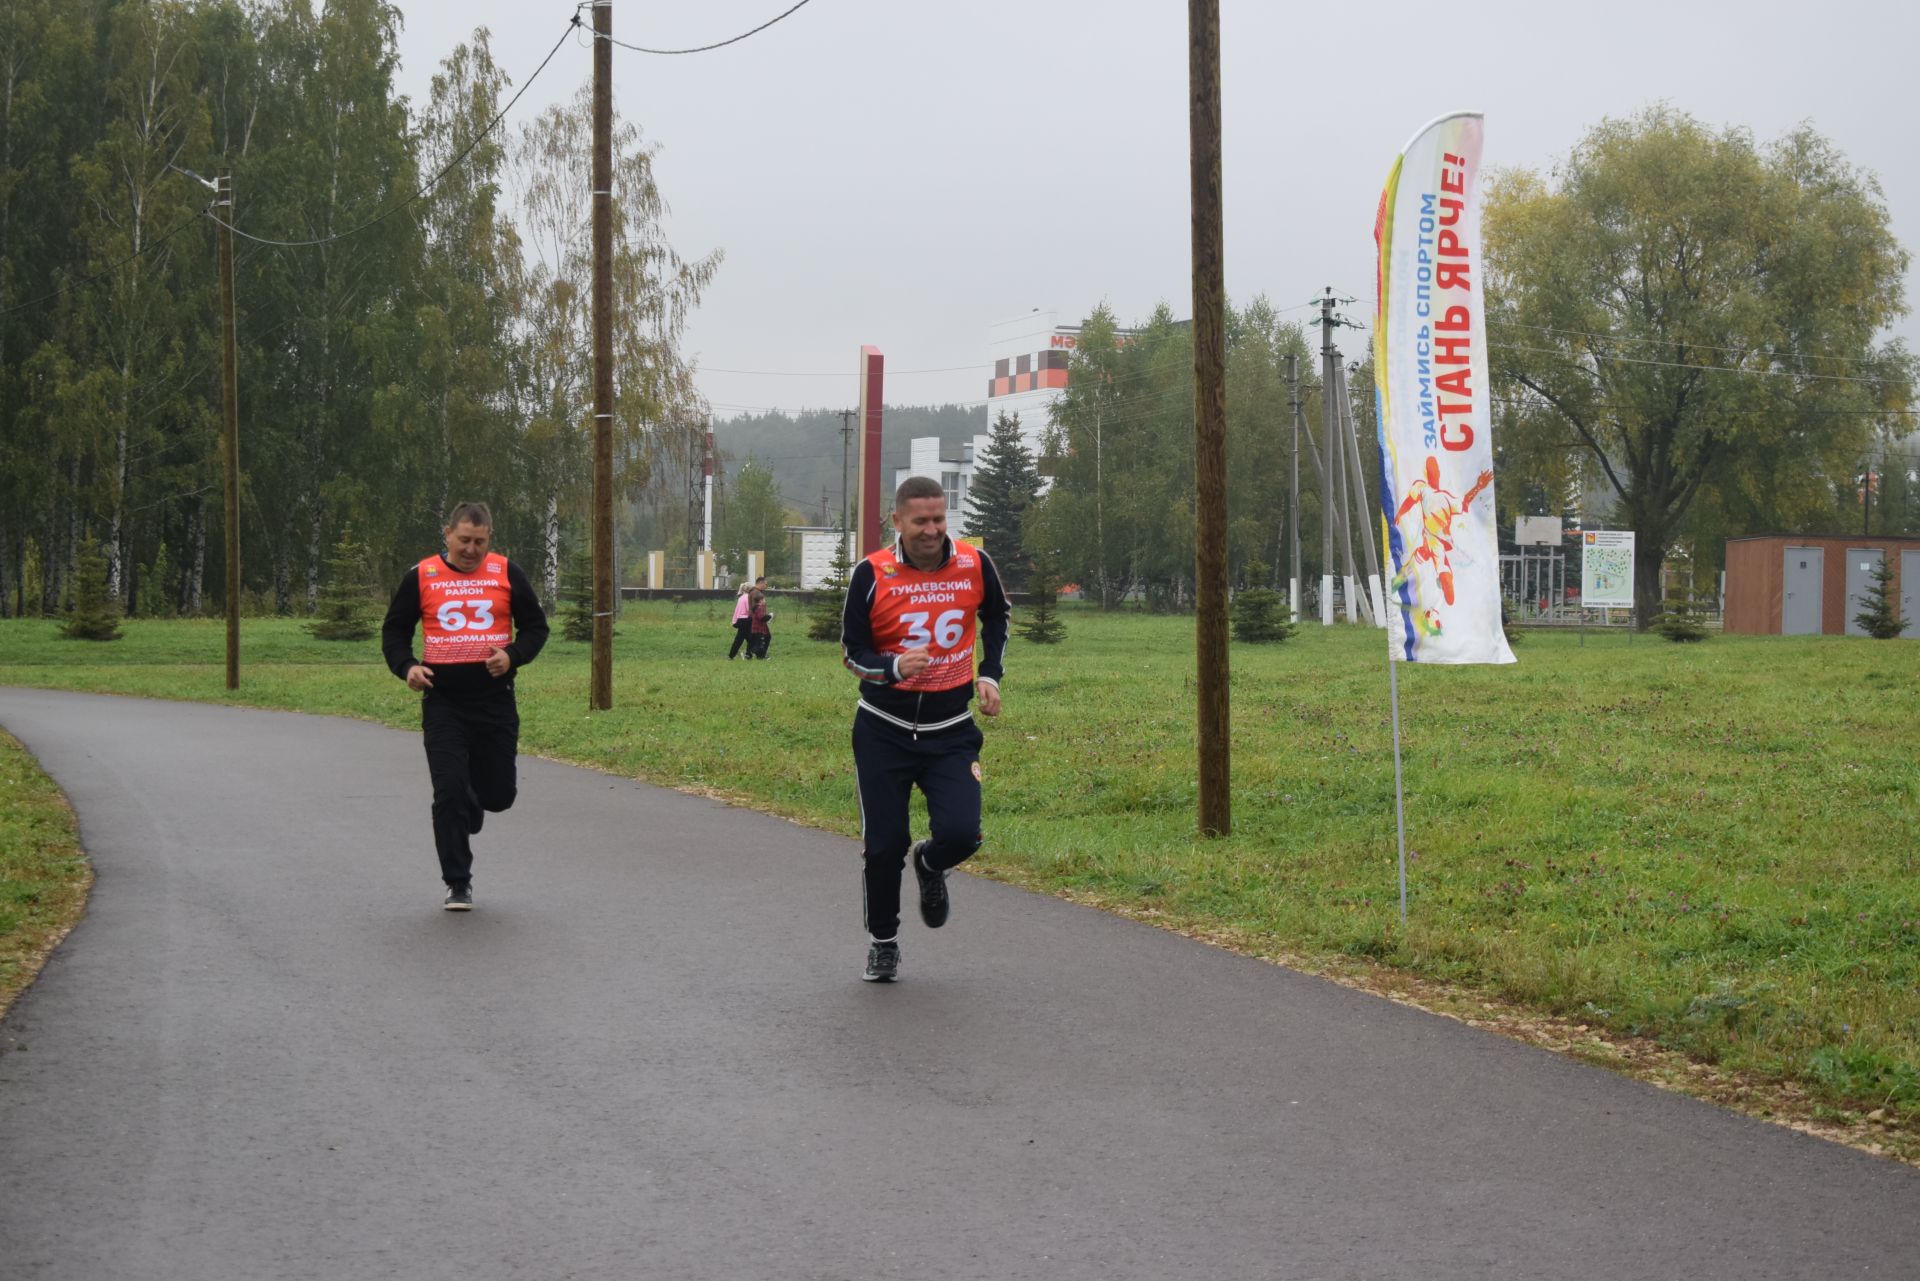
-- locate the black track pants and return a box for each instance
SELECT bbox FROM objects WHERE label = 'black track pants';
[852,709,984,939]
[422,690,519,886]
[728,619,751,658]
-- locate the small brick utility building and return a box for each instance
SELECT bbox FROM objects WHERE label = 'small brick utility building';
[1723,535,1919,636]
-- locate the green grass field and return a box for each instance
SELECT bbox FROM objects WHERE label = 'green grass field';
[0,729,89,1017]
[2,606,1916,1132]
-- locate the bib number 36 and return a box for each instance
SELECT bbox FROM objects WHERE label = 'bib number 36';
[436,600,496,631]
[901,609,964,649]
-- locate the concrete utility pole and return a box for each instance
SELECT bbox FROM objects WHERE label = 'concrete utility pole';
[1320,292,1360,622]
[1298,379,1333,625]
[701,429,715,554]
[1188,0,1230,838]
[1335,358,1386,625]
[215,171,240,690]
[589,0,614,710]
[1287,354,1302,621]
[1094,397,1109,610]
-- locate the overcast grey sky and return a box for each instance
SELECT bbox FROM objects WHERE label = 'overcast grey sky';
[392,0,1920,419]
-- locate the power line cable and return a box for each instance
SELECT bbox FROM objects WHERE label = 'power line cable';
[1489,320,1903,371]
[702,361,985,377]
[1494,341,1898,386]
[206,19,575,250]
[596,0,815,55]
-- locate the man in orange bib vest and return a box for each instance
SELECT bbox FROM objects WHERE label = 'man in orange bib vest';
[381,502,549,909]
[840,476,1011,982]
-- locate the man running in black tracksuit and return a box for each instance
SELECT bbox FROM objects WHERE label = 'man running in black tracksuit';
[381,502,549,910]
[841,475,1010,981]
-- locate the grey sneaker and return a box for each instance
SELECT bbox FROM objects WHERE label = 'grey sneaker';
[862,940,900,982]
[912,840,949,929]
[444,884,473,911]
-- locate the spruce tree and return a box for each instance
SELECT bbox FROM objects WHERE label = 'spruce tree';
[1018,547,1066,645]
[1652,589,1710,643]
[809,535,853,641]
[1231,560,1295,644]
[61,536,123,642]
[967,411,1041,591]
[1853,557,1908,639]
[137,543,174,618]
[1500,597,1524,647]
[559,547,601,643]
[308,527,376,641]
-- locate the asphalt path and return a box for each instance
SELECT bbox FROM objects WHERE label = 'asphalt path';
[0,687,1915,1280]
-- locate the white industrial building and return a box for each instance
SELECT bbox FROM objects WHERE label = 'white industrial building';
[982,309,1079,459]
[889,310,1091,544]
[892,434,991,537]
[788,526,857,591]
[791,310,1103,583]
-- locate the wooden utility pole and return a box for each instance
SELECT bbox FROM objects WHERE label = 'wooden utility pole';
[1188,0,1230,837]
[215,170,240,691]
[589,0,615,710]
[838,407,855,550]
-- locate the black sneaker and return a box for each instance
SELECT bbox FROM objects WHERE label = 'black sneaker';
[444,884,473,911]
[863,940,900,982]
[912,840,949,929]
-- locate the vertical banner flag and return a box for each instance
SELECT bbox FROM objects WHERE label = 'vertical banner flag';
[1373,112,1514,665]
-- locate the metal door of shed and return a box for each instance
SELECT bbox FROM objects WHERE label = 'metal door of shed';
[1845,548,1883,637]
[1782,546,1823,635]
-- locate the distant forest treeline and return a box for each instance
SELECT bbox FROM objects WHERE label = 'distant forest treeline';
[1,0,714,618]
[710,403,987,527]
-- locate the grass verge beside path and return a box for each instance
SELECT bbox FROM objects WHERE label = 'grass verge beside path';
[1,608,1916,1159]
[0,729,90,1019]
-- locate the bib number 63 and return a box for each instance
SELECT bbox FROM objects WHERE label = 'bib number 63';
[901,609,964,649]
[436,600,496,631]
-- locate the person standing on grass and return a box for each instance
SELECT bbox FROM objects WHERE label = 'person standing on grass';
[381,501,549,911]
[728,578,762,659]
[747,585,774,659]
[841,476,1010,982]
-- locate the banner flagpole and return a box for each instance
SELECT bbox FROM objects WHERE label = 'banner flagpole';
[1373,109,1513,925]
[1388,650,1409,924]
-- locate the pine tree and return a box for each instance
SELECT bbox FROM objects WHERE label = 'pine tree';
[137,543,174,619]
[1018,547,1066,645]
[809,535,853,641]
[1652,589,1710,643]
[61,537,123,641]
[1854,557,1908,639]
[967,411,1041,590]
[1501,597,1524,647]
[1231,560,1295,644]
[559,547,600,643]
[308,527,376,641]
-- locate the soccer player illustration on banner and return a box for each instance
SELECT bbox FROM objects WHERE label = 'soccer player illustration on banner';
[1389,454,1493,633]
[841,476,1011,983]
[381,502,549,910]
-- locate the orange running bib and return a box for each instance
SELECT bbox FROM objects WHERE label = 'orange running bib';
[865,542,985,693]
[418,555,513,665]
